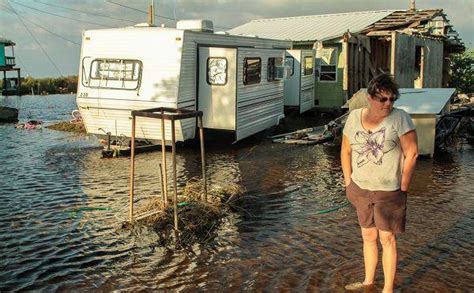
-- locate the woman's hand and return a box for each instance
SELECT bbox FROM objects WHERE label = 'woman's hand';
[344,179,351,187]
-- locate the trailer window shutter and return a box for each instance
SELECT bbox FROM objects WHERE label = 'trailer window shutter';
[267,57,284,81]
[318,47,338,82]
[303,56,314,76]
[285,56,294,76]
[243,57,261,85]
[207,57,227,85]
[87,59,142,90]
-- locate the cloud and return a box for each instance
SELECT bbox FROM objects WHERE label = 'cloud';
[0,0,471,77]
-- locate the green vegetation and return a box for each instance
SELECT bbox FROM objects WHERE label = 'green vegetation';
[1,75,78,95]
[449,50,474,94]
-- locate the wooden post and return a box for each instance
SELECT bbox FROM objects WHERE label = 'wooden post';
[354,43,360,92]
[420,46,425,87]
[2,71,5,93]
[160,110,168,205]
[198,116,207,202]
[129,115,136,223]
[17,69,21,96]
[171,119,178,231]
[158,163,166,208]
[342,38,349,103]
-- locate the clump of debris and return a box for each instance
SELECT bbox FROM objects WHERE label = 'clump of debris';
[132,179,247,247]
[46,121,86,133]
[46,109,86,133]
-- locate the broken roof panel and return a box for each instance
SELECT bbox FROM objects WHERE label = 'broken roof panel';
[228,10,395,42]
[0,37,15,46]
[362,9,443,32]
[396,88,455,115]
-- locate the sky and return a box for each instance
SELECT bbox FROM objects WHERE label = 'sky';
[0,0,472,78]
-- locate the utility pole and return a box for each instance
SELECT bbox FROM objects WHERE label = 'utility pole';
[148,0,155,25]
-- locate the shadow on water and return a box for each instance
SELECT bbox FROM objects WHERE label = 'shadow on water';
[1,95,474,291]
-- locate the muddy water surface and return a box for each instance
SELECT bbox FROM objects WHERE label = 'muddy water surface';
[1,95,473,292]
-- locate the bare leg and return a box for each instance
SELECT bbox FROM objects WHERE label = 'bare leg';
[361,227,378,285]
[379,230,397,293]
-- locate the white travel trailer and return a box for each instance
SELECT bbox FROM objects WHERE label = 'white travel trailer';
[76,20,292,143]
[283,49,316,113]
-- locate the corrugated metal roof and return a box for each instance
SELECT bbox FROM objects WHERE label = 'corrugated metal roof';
[228,10,395,42]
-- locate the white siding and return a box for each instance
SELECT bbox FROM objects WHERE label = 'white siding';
[77,28,190,142]
[236,48,285,140]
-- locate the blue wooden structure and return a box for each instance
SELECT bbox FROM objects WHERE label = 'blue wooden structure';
[1,37,21,96]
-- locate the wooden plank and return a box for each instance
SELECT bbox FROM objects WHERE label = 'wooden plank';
[354,43,359,92]
[366,31,393,36]
[342,41,349,91]
[390,31,397,77]
[348,43,353,97]
[364,49,370,86]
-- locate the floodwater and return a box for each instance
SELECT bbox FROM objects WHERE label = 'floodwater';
[1,95,473,292]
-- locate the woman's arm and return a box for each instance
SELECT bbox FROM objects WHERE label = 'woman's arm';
[400,130,418,192]
[341,134,352,186]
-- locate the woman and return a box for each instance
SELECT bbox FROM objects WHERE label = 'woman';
[341,74,418,293]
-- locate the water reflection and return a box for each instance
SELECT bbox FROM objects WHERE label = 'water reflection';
[1,95,473,291]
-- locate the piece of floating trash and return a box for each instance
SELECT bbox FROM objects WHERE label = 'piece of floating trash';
[271,113,348,145]
[70,109,83,123]
[16,120,43,130]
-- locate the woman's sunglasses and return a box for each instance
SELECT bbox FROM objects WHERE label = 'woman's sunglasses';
[373,95,398,103]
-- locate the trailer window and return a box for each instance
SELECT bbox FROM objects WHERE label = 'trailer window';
[303,56,313,76]
[318,47,338,82]
[207,57,227,85]
[243,57,261,85]
[86,59,142,90]
[267,57,283,81]
[285,56,294,76]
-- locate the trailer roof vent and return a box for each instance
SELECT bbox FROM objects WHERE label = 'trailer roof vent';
[176,19,214,33]
[134,23,156,27]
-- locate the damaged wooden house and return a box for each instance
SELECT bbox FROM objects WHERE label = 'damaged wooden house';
[228,4,464,111]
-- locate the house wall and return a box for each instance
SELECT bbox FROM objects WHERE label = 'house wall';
[391,32,444,88]
[314,43,344,109]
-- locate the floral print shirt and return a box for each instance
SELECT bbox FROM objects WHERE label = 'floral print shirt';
[343,108,415,191]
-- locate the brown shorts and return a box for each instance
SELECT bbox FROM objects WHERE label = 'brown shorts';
[346,180,407,233]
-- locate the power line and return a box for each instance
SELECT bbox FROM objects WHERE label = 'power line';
[105,0,176,21]
[10,0,113,28]
[0,3,80,46]
[22,17,81,46]
[35,0,137,24]
[105,0,232,30]
[7,1,63,77]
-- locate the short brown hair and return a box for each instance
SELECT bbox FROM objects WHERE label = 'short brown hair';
[367,73,399,98]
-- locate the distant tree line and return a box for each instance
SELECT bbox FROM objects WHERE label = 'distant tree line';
[0,75,78,95]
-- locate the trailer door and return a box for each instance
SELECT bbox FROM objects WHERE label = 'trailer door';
[284,50,301,107]
[300,50,315,113]
[198,47,237,130]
